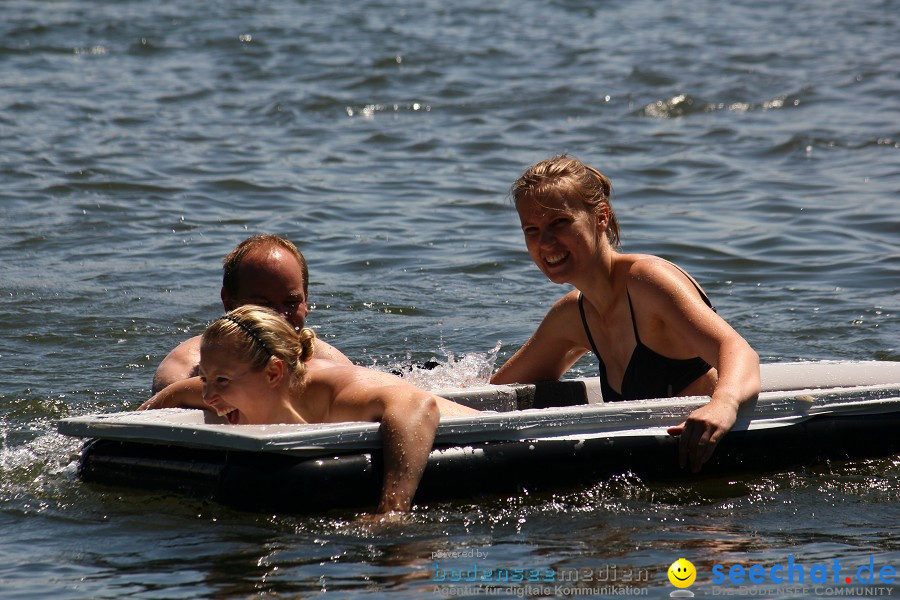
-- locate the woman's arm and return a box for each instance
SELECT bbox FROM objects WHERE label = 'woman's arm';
[328,370,443,513]
[374,387,440,512]
[138,376,206,411]
[629,259,760,471]
[491,292,588,384]
[668,332,759,472]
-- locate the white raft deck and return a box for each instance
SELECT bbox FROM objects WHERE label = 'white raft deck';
[58,361,900,512]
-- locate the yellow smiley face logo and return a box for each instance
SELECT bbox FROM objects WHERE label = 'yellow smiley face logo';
[668,558,696,588]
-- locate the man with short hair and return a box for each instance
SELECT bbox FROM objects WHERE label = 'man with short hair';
[151,234,351,395]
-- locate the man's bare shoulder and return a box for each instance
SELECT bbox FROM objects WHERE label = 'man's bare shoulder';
[152,335,202,394]
[312,338,354,365]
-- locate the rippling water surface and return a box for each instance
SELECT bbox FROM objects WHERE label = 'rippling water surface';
[1,0,898,597]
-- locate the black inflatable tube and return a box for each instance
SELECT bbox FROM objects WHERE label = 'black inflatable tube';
[78,411,900,513]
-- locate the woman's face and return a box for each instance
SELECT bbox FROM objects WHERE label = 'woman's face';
[516,191,605,284]
[199,337,272,424]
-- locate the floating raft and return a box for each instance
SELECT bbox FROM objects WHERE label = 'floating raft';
[58,361,900,513]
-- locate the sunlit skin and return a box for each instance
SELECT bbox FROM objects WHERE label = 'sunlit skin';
[198,338,304,425]
[518,192,607,288]
[195,337,479,424]
[492,189,760,473]
[150,243,351,396]
[222,247,309,329]
[151,330,478,513]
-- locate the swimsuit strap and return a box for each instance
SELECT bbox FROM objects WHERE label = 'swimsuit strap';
[626,289,641,343]
[627,262,716,344]
[577,292,603,359]
[666,261,715,310]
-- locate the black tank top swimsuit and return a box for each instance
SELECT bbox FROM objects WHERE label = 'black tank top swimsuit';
[577,268,715,401]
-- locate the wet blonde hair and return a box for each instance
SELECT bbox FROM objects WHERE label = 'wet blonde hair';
[511,155,620,248]
[202,305,316,392]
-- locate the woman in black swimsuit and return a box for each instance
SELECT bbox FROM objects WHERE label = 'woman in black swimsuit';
[491,155,760,473]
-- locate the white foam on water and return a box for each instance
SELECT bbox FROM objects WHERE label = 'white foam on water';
[390,341,502,391]
[0,423,83,505]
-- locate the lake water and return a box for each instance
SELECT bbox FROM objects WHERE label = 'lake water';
[1,0,898,598]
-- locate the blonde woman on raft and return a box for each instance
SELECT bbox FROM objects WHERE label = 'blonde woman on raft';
[140,305,478,513]
[491,155,760,473]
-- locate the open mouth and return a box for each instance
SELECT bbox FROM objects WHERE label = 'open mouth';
[224,407,240,425]
[208,402,240,424]
[545,252,568,266]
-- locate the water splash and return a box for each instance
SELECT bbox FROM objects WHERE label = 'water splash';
[0,422,82,508]
[390,341,501,391]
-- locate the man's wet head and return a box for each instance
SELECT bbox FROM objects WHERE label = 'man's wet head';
[221,234,310,330]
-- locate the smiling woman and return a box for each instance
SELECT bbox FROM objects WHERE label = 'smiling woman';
[490,155,761,473]
[150,234,353,396]
[199,309,316,425]
[139,304,479,512]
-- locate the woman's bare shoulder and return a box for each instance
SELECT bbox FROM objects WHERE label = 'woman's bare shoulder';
[624,255,697,291]
[307,361,400,387]
[622,253,670,278]
[545,288,584,317]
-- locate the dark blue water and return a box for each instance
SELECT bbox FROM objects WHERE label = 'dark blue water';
[1,0,898,597]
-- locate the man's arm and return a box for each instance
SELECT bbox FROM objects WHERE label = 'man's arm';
[139,376,206,410]
[151,336,202,395]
